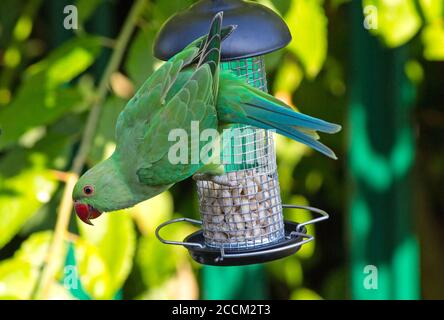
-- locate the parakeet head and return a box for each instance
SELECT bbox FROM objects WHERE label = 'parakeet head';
[72,157,133,225]
[73,156,171,225]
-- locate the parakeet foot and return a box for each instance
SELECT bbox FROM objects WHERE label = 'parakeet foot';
[193,173,237,187]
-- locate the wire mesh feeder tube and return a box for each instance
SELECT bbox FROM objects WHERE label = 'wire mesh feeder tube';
[195,56,285,249]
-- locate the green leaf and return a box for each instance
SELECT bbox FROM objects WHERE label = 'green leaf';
[78,212,136,297]
[14,231,54,267]
[76,0,104,26]
[152,0,195,23]
[125,26,157,87]
[266,256,303,289]
[130,191,174,235]
[73,237,113,299]
[0,259,36,299]
[422,23,444,60]
[363,0,422,48]
[0,35,102,150]
[0,81,81,150]
[0,231,71,300]
[88,95,126,165]
[273,57,304,93]
[419,0,443,23]
[285,195,315,259]
[25,35,102,83]
[15,231,67,272]
[285,0,328,78]
[137,218,197,288]
[16,231,68,295]
[290,287,323,300]
[0,149,57,249]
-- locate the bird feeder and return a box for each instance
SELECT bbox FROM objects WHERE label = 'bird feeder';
[154,0,329,266]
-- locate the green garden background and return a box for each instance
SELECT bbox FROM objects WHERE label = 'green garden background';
[0,0,443,300]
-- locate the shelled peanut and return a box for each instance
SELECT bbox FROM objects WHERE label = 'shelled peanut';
[197,169,282,244]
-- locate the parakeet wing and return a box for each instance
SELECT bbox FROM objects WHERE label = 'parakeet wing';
[115,12,224,186]
[115,46,200,144]
[136,64,217,185]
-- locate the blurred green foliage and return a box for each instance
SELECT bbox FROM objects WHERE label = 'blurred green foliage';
[0,0,443,300]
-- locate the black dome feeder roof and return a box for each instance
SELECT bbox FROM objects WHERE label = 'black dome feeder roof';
[153,0,292,62]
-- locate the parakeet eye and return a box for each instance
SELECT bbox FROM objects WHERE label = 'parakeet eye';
[83,185,94,196]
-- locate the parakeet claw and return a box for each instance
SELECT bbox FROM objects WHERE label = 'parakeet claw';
[193,173,237,187]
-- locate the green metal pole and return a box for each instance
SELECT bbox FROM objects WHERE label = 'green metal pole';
[348,1,419,300]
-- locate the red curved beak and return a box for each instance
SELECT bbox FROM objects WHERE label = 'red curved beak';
[74,201,102,225]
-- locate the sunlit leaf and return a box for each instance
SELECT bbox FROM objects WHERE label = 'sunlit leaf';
[73,237,112,299]
[0,150,57,249]
[290,287,323,300]
[136,262,198,300]
[0,35,102,150]
[305,170,324,194]
[422,23,444,60]
[285,0,328,78]
[0,230,70,300]
[405,60,424,84]
[25,35,102,82]
[130,191,174,235]
[363,0,422,47]
[275,135,306,191]
[285,195,315,259]
[137,219,197,288]
[0,259,36,300]
[78,212,136,296]
[45,282,76,300]
[419,0,443,23]
[266,256,303,289]
[273,57,304,93]
[15,231,66,271]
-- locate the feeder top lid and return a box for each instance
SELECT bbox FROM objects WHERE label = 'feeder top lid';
[153,0,292,61]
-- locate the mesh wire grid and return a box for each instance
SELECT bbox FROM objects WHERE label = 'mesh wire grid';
[196,56,285,249]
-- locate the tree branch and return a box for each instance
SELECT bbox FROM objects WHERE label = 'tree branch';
[35,0,147,299]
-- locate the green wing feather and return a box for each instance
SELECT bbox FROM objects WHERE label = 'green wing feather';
[133,13,225,185]
[136,65,217,185]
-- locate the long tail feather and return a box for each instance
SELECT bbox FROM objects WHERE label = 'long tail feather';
[217,73,342,159]
[242,97,341,134]
[247,116,338,159]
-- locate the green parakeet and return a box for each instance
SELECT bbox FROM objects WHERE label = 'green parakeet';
[73,12,341,225]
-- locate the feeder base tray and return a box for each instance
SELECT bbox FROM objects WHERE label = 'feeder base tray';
[185,221,307,266]
[155,205,329,266]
